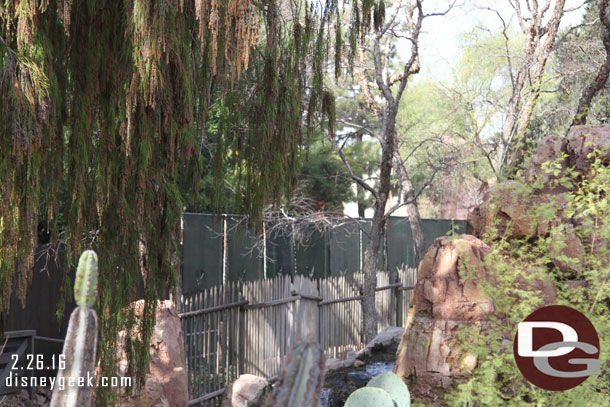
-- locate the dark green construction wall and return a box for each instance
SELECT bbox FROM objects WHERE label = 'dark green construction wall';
[181,213,466,294]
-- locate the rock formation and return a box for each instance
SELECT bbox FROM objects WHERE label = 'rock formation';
[468,125,610,244]
[220,374,271,407]
[394,125,610,401]
[119,300,188,407]
[393,235,494,398]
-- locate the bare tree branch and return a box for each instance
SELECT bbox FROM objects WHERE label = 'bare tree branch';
[571,0,610,126]
[327,132,379,199]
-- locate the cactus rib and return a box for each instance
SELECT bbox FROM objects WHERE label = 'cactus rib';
[269,339,327,407]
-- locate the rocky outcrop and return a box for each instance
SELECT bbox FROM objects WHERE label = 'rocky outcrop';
[524,125,610,187]
[119,300,188,407]
[393,236,493,397]
[469,125,610,241]
[393,235,556,399]
[401,126,610,402]
[467,126,609,278]
[564,125,610,173]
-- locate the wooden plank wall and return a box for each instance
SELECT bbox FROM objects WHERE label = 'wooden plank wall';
[180,268,417,405]
[318,274,362,359]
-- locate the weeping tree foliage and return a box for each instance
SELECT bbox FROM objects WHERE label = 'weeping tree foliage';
[0,0,384,403]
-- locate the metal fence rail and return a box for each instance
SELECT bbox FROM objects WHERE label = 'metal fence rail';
[0,330,35,399]
[180,268,417,406]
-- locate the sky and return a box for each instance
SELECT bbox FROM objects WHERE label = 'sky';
[411,0,587,81]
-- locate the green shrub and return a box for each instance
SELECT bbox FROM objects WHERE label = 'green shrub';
[445,150,610,406]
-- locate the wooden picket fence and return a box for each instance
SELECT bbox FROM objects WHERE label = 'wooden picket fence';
[179,268,417,406]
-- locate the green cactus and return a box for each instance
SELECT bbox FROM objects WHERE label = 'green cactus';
[74,250,99,307]
[367,372,411,407]
[267,339,327,407]
[343,371,411,407]
[345,387,396,407]
[50,250,99,407]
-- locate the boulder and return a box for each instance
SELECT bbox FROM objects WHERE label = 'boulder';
[356,326,404,359]
[526,134,568,186]
[220,374,270,407]
[466,182,538,239]
[565,125,610,173]
[394,236,493,397]
[324,357,364,371]
[119,300,188,407]
[410,235,494,321]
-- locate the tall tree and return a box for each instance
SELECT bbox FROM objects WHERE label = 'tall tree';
[0,0,348,402]
[329,0,452,342]
[491,0,583,176]
[527,0,610,137]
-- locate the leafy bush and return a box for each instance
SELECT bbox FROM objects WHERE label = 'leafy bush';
[445,150,610,406]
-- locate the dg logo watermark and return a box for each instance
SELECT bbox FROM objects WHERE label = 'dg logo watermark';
[513,305,600,391]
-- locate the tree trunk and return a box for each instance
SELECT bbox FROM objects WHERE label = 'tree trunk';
[571,1,610,127]
[362,110,395,344]
[392,135,425,266]
[497,0,566,176]
[399,165,425,266]
[504,2,567,174]
[362,212,384,343]
[496,33,537,174]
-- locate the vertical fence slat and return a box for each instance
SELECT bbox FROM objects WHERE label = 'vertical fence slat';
[181,268,417,405]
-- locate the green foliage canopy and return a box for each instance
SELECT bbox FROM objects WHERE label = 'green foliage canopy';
[0,0,390,403]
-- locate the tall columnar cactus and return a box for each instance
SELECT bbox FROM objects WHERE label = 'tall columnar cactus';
[267,339,327,407]
[51,250,99,407]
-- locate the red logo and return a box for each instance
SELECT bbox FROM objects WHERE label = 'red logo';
[513,305,600,391]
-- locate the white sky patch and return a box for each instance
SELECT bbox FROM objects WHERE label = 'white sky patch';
[396,0,587,82]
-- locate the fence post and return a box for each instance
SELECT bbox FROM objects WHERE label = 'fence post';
[395,283,403,327]
[238,297,246,376]
[28,333,35,401]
